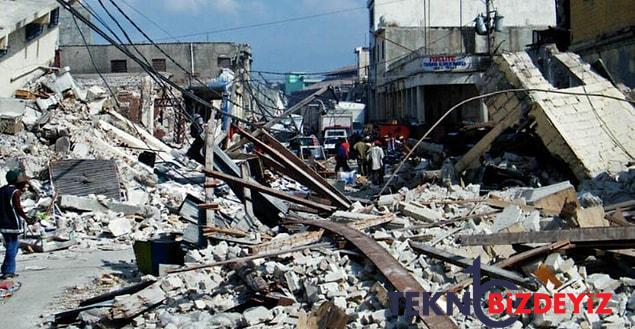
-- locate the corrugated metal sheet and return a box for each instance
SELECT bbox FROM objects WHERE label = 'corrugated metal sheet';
[50,160,121,201]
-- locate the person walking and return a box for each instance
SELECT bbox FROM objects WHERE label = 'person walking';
[1,171,33,279]
[353,136,371,176]
[335,138,351,173]
[367,141,385,185]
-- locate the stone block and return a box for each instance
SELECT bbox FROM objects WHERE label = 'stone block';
[492,205,523,232]
[108,218,132,237]
[399,202,443,223]
[285,271,301,292]
[243,306,273,326]
[587,274,620,292]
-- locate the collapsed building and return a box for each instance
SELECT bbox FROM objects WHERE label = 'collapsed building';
[0,45,631,329]
[0,2,635,329]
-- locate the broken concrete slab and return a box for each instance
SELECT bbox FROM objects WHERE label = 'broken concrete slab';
[399,202,443,223]
[575,206,609,228]
[108,218,133,237]
[59,195,153,217]
[243,306,273,326]
[492,205,523,233]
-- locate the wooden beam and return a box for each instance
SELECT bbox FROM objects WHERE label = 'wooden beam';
[457,226,635,246]
[167,242,332,274]
[203,169,335,213]
[234,126,351,209]
[410,242,540,290]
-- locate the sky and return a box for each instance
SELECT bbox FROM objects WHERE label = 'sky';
[84,0,369,75]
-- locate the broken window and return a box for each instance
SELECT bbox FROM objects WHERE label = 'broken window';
[111,60,128,73]
[217,56,231,69]
[48,8,60,28]
[25,23,44,42]
[152,58,167,72]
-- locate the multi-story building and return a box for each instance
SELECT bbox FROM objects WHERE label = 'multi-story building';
[0,0,60,97]
[59,42,252,87]
[367,0,556,133]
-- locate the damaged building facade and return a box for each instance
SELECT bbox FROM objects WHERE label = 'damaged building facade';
[1,1,635,329]
[0,0,60,97]
[59,42,252,87]
[367,0,556,131]
[59,42,253,133]
[457,45,635,187]
[566,0,635,89]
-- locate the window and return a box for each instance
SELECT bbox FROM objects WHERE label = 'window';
[111,60,128,73]
[25,23,44,42]
[152,58,167,72]
[48,8,60,28]
[369,8,374,29]
[217,56,231,69]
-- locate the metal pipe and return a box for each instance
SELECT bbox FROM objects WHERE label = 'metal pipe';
[11,66,60,83]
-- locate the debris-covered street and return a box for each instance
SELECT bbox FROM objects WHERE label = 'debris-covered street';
[1,0,635,328]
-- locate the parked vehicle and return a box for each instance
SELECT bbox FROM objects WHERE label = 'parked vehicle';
[323,128,348,155]
[334,102,366,135]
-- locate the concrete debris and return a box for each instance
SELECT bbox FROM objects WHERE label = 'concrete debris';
[107,218,133,237]
[0,49,629,329]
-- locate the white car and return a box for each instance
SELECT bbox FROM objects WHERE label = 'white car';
[323,129,348,154]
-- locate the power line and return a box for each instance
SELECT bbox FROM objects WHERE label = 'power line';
[71,14,118,106]
[153,0,409,41]
[118,0,180,42]
[55,0,255,127]
[378,88,635,196]
[106,0,249,112]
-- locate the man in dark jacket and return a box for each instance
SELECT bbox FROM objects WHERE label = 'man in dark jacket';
[1,171,33,279]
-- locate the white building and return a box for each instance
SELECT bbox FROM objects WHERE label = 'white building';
[0,0,60,98]
[367,0,557,130]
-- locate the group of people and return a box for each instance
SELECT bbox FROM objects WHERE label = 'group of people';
[334,136,386,185]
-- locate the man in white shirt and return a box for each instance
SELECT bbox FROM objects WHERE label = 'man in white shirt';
[367,141,385,185]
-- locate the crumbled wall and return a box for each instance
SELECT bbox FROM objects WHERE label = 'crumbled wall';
[474,48,635,181]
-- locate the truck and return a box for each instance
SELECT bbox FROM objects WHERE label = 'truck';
[320,111,349,155]
[320,102,366,154]
[335,102,366,135]
[319,102,366,136]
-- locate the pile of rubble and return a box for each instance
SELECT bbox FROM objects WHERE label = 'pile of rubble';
[0,56,633,329]
[0,68,204,252]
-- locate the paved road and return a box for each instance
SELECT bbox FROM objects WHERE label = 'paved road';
[0,247,133,329]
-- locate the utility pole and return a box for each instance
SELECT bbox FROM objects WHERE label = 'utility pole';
[486,0,492,55]
[201,116,216,248]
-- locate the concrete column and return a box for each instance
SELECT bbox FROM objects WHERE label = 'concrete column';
[480,100,489,122]
[416,86,426,124]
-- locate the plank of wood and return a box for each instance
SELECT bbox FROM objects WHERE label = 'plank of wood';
[457,227,635,246]
[108,282,165,320]
[250,230,324,255]
[410,242,539,290]
[167,242,332,274]
[203,169,335,212]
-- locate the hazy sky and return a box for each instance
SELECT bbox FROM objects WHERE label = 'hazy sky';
[83,0,369,74]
